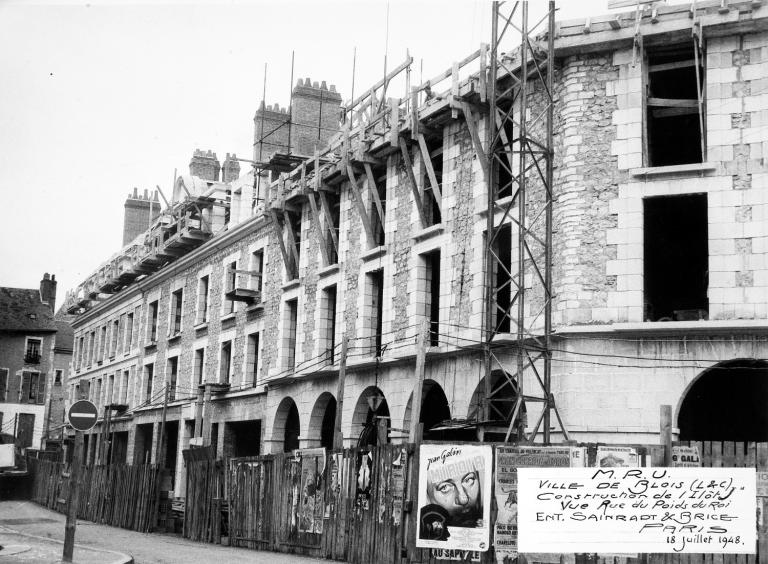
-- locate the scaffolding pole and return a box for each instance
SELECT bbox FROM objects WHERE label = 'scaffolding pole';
[483,0,567,444]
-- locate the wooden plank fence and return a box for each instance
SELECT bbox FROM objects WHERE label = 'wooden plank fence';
[182,441,768,564]
[28,457,159,533]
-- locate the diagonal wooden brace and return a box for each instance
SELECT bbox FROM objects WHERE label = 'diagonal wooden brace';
[398,136,428,228]
[346,164,377,249]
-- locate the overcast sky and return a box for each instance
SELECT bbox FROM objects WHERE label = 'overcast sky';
[0,0,615,302]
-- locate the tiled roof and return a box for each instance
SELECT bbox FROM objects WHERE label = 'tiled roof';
[0,287,57,332]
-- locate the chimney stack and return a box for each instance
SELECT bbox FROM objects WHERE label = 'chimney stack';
[189,149,221,181]
[123,188,161,245]
[40,273,57,312]
[222,153,241,183]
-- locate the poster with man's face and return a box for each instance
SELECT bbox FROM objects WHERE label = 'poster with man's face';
[416,444,492,552]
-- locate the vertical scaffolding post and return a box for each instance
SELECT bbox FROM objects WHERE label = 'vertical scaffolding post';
[483,1,567,444]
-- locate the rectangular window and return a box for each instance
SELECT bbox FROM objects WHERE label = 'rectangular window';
[322,285,337,364]
[643,194,709,322]
[194,348,205,386]
[118,314,126,355]
[424,250,441,346]
[197,275,210,323]
[111,319,119,357]
[645,43,705,167]
[24,338,42,364]
[251,250,264,298]
[148,301,159,342]
[491,223,513,334]
[88,331,95,366]
[370,166,387,247]
[144,363,154,403]
[171,288,183,335]
[286,211,302,279]
[225,262,237,314]
[246,333,260,386]
[325,193,341,265]
[120,369,130,405]
[167,357,178,401]
[366,270,384,357]
[0,368,8,402]
[219,341,232,384]
[107,373,115,406]
[132,306,141,349]
[54,369,62,385]
[422,136,443,226]
[100,325,107,361]
[94,378,102,408]
[284,299,298,368]
[125,312,134,352]
[77,336,85,369]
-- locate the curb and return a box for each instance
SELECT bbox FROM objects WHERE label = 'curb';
[0,524,134,564]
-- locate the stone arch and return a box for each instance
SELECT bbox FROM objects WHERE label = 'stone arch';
[467,370,526,441]
[402,379,453,440]
[351,386,390,447]
[306,392,337,449]
[273,396,301,452]
[677,358,768,442]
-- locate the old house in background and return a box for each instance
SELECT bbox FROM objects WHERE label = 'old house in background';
[0,274,70,449]
[59,0,767,502]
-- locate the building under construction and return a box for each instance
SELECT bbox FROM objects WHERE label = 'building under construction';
[60,0,768,500]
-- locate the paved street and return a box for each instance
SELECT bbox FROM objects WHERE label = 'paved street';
[0,501,325,564]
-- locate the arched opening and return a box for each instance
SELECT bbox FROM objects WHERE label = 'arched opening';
[352,386,390,447]
[273,396,301,453]
[307,392,337,450]
[402,380,472,441]
[467,370,526,442]
[678,359,768,442]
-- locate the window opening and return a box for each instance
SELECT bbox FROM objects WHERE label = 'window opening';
[144,363,154,403]
[424,250,441,346]
[424,137,443,226]
[167,357,178,400]
[366,270,384,356]
[370,166,387,246]
[24,338,42,364]
[220,341,232,384]
[247,333,260,386]
[197,275,209,323]
[194,348,205,386]
[646,43,705,167]
[171,288,183,334]
[323,285,337,364]
[148,301,159,342]
[644,194,708,321]
[284,299,298,368]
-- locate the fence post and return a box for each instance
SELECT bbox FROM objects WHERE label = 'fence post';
[660,404,672,467]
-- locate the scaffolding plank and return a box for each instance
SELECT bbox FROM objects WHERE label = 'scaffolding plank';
[363,163,386,233]
[317,190,339,254]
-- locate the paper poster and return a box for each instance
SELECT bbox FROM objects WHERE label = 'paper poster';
[296,448,326,534]
[416,444,492,552]
[596,446,638,467]
[517,467,757,554]
[326,452,343,519]
[756,471,768,497]
[672,446,701,467]
[392,448,406,525]
[430,548,481,561]
[356,450,373,510]
[494,446,585,563]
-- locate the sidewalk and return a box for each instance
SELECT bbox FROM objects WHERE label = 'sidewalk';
[0,501,325,564]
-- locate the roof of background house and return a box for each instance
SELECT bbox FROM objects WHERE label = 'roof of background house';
[0,287,57,333]
[54,320,74,352]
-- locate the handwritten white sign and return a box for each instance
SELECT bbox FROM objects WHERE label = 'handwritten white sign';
[518,467,756,554]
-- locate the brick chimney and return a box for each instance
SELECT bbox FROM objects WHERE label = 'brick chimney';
[222,153,241,183]
[123,187,161,245]
[189,149,221,181]
[40,273,57,312]
[291,78,342,156]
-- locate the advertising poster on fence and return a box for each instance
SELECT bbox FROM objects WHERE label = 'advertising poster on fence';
[392,447,406,525]
[356,450,373,510]
[596,445,638,467]
[517,466,757,554]
[494,446,585,563]
[672,446,701,468]
[296,448,326,534]
[416,444,492,552]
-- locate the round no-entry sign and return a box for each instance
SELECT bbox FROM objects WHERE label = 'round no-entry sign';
[68,400,98,432]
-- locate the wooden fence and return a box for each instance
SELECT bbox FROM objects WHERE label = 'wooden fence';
[181,441,768,564]
[28,457,160,533]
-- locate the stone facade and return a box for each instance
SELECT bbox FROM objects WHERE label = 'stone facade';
[65,3,768,498]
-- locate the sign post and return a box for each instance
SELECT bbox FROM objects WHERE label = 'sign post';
[63,400,98,563]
